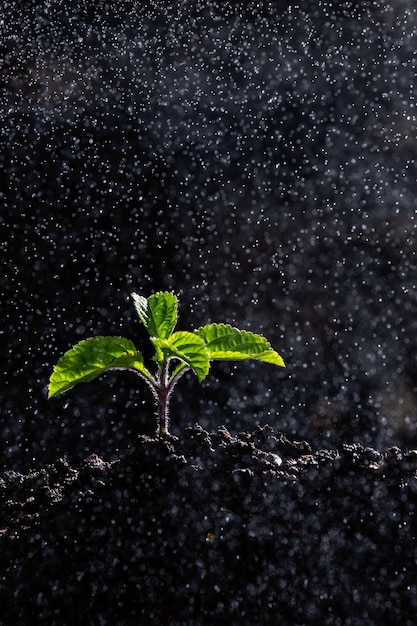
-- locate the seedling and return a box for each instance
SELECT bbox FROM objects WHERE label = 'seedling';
[48,291,285,437]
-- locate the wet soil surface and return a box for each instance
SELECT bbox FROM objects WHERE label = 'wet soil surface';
[1,425,417,625]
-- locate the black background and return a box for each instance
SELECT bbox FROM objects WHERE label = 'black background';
[2,0,417,470]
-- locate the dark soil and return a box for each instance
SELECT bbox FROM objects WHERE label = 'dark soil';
[1,424,417,625]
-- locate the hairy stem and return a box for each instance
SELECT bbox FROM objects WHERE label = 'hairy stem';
[159,367,189,436]
[132,365,190,437]
[157,364,170,437]
[157,383,169,437]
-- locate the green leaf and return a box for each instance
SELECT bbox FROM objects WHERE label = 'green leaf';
[196,324,285,367]
[131,291,178,339]
[48,336,152,398]
[152,331,210,382]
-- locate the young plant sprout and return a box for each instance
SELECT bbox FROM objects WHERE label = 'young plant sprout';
[48,292,285,437]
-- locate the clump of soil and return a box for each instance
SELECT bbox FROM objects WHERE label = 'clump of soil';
[1,425,417,625]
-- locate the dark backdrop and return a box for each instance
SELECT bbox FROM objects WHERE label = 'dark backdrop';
[2,0,417,470]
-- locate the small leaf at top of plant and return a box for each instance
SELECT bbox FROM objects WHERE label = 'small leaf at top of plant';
[131,291,178,339]
[196,323,285,367]
[152,331,210,381]
[48,336,151,398]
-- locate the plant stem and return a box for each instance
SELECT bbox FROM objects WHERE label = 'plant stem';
[157,385,169,437]
[135,365,190,437]
[156,366,189,437]
[157,365,169,437]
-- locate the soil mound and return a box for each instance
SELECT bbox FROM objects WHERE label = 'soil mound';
[1,425,417,624]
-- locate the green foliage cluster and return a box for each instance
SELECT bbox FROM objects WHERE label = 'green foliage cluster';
[49,292,285,436]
